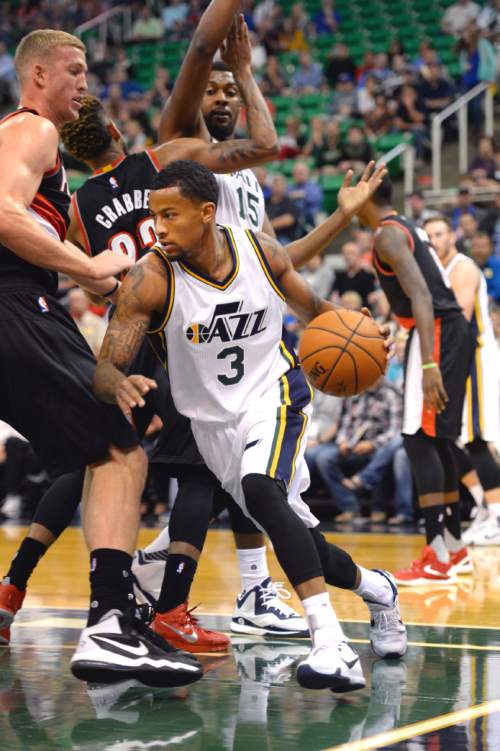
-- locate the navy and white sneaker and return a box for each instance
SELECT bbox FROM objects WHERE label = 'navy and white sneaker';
[71,608,203,687]
[231,578,309,637]
[363,570,407,659]
[131,549,168,607]
[297,641,366,692]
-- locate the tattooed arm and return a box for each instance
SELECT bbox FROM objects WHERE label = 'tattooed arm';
[93,255,167,421]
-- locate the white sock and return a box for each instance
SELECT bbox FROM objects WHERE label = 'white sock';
[301,592,345,646]
[430,535,450,563]
[236,546,269,591]
[353,567,393,607]
[487,502,500,521]
[468,483,484,508]
[142,526,171,556]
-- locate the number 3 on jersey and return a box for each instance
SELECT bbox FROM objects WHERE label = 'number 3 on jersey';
[217,346,244,385]
[108,217,156,260]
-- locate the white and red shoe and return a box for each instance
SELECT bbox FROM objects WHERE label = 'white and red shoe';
[449,547,473,575]
[393,546,457,586]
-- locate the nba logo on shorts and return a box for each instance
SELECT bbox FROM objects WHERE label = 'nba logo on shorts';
[37,296,49,313]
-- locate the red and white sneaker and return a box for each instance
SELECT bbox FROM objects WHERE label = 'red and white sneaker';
[449,547,473,575]
[0,582,25,644]
[152,603,230,654]
[393,546,457,586]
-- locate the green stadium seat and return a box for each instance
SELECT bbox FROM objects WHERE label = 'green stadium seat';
[320,174,345,213]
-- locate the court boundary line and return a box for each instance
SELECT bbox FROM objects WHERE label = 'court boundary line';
[324,699,500,751]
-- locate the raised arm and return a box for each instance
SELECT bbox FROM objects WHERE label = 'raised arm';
[287,162,387,269]
[93,255,167,420]
[375,224,447,412]
[0,114,133,282]
[158,0,239,142]
[448,259,479,322]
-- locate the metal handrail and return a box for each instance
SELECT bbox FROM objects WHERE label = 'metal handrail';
[432,82,494,191]
[376,141,416,214]
[75,4,133,46]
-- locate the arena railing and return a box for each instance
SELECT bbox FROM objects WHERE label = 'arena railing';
[75,4,133,50]
[376,142,416,215]
[431,82,495,192]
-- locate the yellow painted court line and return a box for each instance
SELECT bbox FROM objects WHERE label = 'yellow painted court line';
[348,638,500,653]
[325,699,500,751]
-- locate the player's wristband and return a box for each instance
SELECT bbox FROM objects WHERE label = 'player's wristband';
[102,281,120,298]
[422,362,438,371]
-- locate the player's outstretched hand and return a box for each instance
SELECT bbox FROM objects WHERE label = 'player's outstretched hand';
[221,13,251,75]
[423,366,448,414]
[116,375,157,423]
[337,161,388,218]
[89,250,134,280]
[361,307,394,366]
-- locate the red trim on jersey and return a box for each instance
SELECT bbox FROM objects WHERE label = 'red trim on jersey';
[91,154,127,176]
[372,246,396,277]
[44,152,61,178]
[146,148,162,171]
[71,193,92,256]
[31,192,67,241]
[421,317,442,438]
[379,219,415,252]
[0,107,38,124]
[395,315,416,329]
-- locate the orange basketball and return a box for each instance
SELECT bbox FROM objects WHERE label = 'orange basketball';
[299,309,387,397]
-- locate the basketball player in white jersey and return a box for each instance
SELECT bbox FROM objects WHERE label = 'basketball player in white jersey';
[424,216,500,545]
[93,160,407,693]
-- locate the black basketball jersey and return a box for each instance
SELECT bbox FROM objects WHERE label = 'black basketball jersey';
[0,108,70,294]
[372,214,461,328]
[72,150,160,259]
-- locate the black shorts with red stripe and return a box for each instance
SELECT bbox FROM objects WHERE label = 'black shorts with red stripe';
[403,313,473,440]
[0,287,138,476]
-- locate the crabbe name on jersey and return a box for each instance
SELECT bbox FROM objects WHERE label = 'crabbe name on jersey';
[95,189,151,229]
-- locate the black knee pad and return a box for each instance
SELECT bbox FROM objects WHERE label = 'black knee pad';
[32,470,84,539]
[168,468,216,550]
[466,438,500,492]
[242,473,323,586]
[309,526,358,590]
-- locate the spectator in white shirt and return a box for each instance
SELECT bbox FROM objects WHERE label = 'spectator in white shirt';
[442,0,480,35]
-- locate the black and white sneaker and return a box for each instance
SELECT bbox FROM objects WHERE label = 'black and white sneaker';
[296,641,366,692]
[70,609,203,687]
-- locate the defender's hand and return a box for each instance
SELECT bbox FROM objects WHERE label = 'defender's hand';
[116,375,157,422]
[423,366,448,414]
[337,161,388,218]
[90,250,134,280]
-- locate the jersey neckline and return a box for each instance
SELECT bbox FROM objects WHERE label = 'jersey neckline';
[91,154,127,176]
[178,226,239,290]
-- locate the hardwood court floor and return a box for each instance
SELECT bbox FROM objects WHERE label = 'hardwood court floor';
[0,526,500,750]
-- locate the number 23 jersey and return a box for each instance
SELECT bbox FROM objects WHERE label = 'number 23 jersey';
[148,224,299,425]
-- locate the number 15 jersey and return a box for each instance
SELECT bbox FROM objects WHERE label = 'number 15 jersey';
[148,225,301,425]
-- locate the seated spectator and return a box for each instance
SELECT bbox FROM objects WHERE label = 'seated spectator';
[364,94,394,137]
[450,186,479,229]
[324,43,357,88]
[359,53,391,87]
[266,174,301,244]
[414,41,440,79]
[279,115,306,158]
[393,85,428,161]
[260,7,283,55]
[418,62,454,122]
[480,193,500,257]
[471,232,500,302]
[162,0,188,32]
[123,117,148,153]
[407,191,439,228]
[311,120,342,173]
[330,240,376,308]
[442,0,480,35]
[146,66,172,109]
[456,212,479,254]
[259,55,288,96]
[330,73,356,117]
[356,51,375,84]
[279,17,308,52]
[253,165,271,202]
[131,6,164,40]
[339,290,363,311]
[356,74,378,116]
[305,378,402,522]
[337,125,374,173]
[288,161,324,227]
[477,0,500,38]
[291,51,323,92]
[68,288,106,356]
[300,255,335,298]
[313,0,340,35]
[469,136,497,183]
[249,31,267,70]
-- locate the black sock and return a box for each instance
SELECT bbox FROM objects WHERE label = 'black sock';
[157,554,197,613]
[421,505,444,545]
[88,548,134,627]
[4,538,47,590]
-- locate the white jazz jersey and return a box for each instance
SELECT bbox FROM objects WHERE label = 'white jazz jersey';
[445,253,500,443]
[147,225,318,529]
[215,170,265,231]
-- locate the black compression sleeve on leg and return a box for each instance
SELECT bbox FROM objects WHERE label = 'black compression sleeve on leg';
[466,438,500,492]
[450,442,474,478]
[309,526,358,589]
[242,473,323,587]
[403,431,444,495]
[31,470,84,539]
[168,467,216,550]
[222,489,262,535]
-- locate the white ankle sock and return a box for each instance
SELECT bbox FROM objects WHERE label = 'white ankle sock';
[236,546,269,592]
[431,535,450,563]
[143,526,171,556]
[469,483,484,508]
[353,567,394,606]
[301,592,345,645]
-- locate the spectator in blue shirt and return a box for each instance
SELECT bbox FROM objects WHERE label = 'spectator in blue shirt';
[288,161,324,228]
[291,51,324,92]
[449,187,479,230]
[314,0,341,34]
[471,233,500,303]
